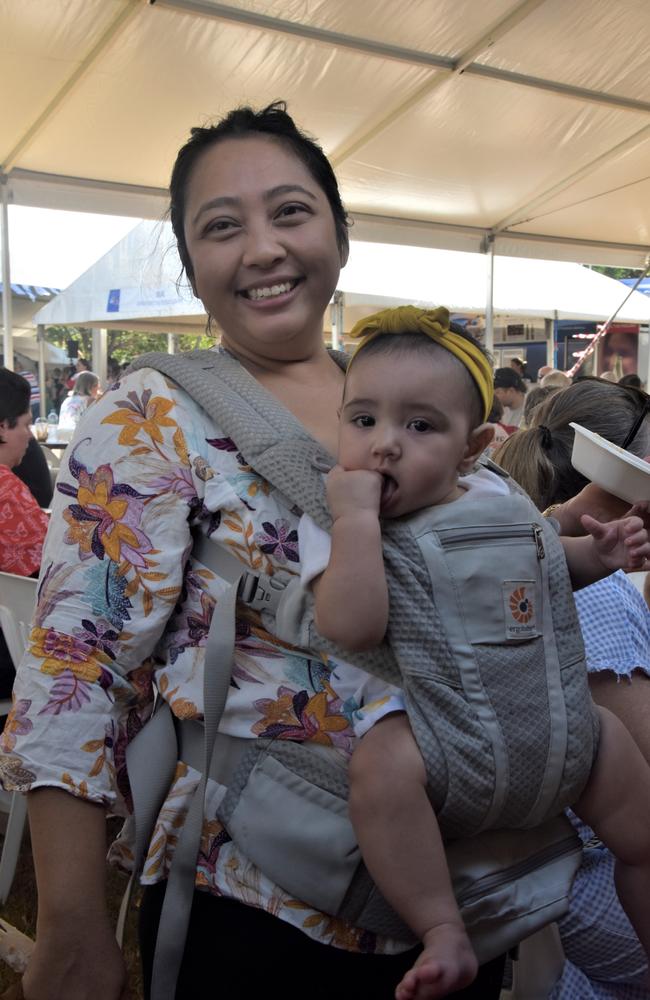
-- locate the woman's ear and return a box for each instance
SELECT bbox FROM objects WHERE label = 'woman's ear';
[459,423,494,472]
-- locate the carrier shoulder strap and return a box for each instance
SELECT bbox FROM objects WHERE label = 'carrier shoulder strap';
[128,349,402,686]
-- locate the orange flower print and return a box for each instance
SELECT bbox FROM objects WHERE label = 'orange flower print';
[60,463,153,569]
[252,686,350,745]
[102,388,176,447]
[29,626,111,683]
[509,586,533,623]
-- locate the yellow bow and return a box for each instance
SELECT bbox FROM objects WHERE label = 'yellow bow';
[348,305,493,422]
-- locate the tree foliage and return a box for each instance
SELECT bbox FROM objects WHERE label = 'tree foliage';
[589,265,646,281]
[45,326,214,368]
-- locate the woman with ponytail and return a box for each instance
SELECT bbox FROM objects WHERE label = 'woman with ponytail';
[494,377,650,999]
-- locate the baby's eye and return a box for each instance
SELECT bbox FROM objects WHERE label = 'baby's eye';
[408,418,433,433]
[353,414,375,428]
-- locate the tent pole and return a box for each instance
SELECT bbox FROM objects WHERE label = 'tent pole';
[483,235,495,355]
[544,318,554,368]
[330,290,344,350]
[0,174,13,370]
[37,325,46,418]
[92,328,108,387]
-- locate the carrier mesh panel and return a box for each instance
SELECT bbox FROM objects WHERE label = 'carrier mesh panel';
[475,640,550,827]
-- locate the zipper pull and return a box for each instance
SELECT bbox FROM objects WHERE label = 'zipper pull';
[534,524,545,559]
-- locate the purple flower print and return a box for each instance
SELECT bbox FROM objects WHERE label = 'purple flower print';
[254,519,298,564]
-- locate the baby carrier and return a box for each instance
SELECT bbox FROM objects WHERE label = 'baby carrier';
[126,349,589,998]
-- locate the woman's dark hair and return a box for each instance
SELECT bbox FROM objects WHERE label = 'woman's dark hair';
[170,101,350,285]
[0,368,31,427]
[487,396,504,423]
[493,377,650,510]
[619,373,643,389]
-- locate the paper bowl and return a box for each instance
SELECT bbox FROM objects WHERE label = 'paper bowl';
[570,422,650,504]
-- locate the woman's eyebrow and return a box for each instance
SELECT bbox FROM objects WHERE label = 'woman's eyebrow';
[264,184,317,202]
[193,184,317,225]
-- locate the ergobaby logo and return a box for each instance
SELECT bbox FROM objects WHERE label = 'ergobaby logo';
[502,581,537,639]
[509,586,533,623]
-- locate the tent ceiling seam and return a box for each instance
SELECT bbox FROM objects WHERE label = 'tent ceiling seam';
[1,0,140,174]
[493,122,650,232]
[502,172,650,230]
[329,0,546,166]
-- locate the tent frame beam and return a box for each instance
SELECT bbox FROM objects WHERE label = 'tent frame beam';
[6,168,650,263]
[158,0,650,116]
[329,0,548,167]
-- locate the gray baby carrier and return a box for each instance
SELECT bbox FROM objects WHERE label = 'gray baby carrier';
[126,349,589,998]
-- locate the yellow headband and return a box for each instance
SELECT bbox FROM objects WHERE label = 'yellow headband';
[347,305,493,422]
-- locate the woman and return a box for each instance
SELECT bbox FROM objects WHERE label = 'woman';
[0,369,49,698]
[57,370,100,431]
[2,104,506,1000]
[494,377,650,999]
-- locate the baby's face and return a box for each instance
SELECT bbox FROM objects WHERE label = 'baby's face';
[338,350,479,518]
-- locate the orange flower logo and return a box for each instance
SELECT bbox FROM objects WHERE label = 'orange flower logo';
[509,586,533,623]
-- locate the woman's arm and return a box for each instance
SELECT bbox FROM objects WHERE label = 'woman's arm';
[22,789,127,1000]
[3,371,206,998]
[549,481,650,537]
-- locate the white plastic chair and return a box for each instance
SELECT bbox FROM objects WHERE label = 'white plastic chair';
[0,571,39,903]
[500,922,565,999]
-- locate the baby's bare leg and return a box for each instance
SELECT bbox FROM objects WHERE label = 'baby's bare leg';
[349,713,477,999]
[573,706,650,963]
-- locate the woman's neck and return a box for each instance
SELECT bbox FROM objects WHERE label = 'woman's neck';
[221,339,345,457]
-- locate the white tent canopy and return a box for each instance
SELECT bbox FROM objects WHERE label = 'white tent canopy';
[3,0,650,267]
[34,220,650,333]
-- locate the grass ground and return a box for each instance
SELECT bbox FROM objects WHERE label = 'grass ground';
[0,817,143,999]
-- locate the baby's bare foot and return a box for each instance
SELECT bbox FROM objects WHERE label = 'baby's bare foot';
[395,923,478,1000]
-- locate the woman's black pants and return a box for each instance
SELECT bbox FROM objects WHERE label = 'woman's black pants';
[140,882,505,999]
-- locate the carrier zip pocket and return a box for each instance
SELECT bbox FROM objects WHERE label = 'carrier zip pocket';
[438,524,545,559]
[456,835,578,907]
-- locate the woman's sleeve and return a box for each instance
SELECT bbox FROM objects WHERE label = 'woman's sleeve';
[0,369,204,811]
[574,572,650,678]
[0,469,49,576]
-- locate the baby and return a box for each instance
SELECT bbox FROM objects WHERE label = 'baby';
[300,307,650,1000]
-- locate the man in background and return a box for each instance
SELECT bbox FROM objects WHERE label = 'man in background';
[493,367,527,428]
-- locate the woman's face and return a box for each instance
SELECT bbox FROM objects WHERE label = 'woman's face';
[0,410,32,469]
[183,136,346,363]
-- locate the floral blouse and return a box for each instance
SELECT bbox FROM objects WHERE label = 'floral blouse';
[0,465,49,576]
[0,362,401,955]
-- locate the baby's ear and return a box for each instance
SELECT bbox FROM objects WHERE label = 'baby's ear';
[460,423,494,471]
